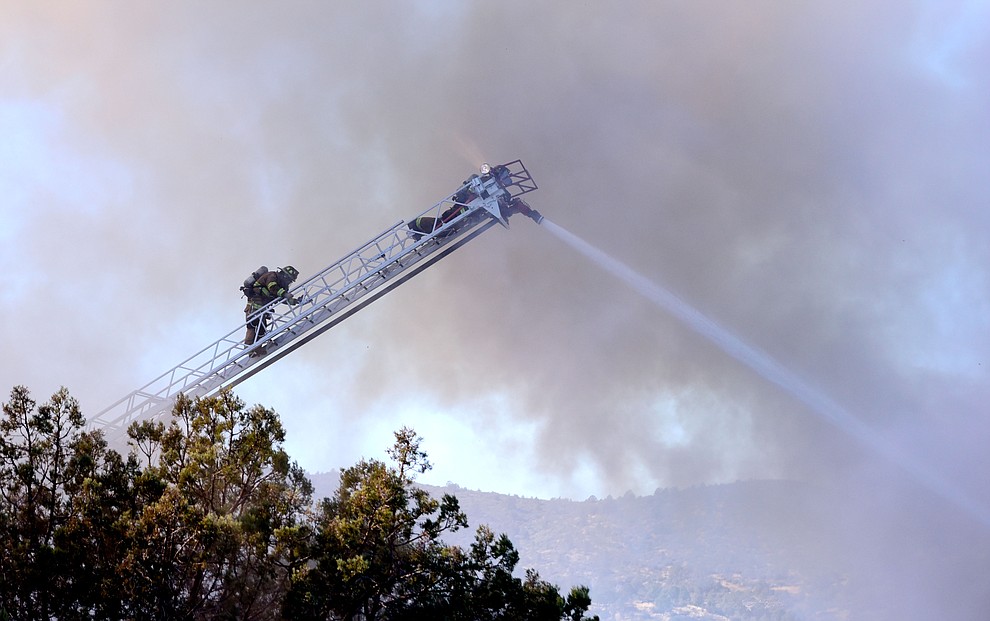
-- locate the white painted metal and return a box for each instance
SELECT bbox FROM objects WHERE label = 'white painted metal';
[90,160,537,445]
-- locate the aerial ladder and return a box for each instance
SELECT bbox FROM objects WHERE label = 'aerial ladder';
[90,160,543,445]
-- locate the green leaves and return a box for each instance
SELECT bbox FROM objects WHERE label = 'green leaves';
[1,388,595,620]
[284,428,595,621]
[118,390,313,619]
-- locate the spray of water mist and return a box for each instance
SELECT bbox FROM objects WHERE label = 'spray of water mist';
[538,218,990,529]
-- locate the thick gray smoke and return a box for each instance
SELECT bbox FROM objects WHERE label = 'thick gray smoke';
[3,2,989,617]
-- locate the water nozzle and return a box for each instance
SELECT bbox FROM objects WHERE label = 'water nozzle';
[510,198,544,224]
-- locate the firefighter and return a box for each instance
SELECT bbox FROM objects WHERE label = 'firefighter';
[244,265,300,354]
[408,201,470,239]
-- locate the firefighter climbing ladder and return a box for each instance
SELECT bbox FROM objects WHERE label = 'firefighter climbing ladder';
[90,160,540,445]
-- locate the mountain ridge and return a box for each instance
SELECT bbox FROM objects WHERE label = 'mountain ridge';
[308,473,847,619]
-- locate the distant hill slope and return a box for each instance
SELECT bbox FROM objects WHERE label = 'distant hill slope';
[307,473,848,620]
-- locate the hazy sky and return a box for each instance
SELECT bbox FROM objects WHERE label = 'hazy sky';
[3,2,989,616]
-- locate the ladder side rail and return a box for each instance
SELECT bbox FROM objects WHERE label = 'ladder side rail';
[96,209,496,445]
[91,165,521,439]
[288,219,413,303]
[124,206,487,427]
[253,198,491,351]
[103,371,222,441]
[92,314,266,427]
[269,231,458,346]
[270,199,470,330]
[91,198,479,430]
[287,187,467,298]
[99,391,171,440]
[231,211,497,370]
[92,333,246,429]
[91,216,419,427]
[260,214,470,350]
[94,359,208,428]
[207,217,502,413]
[197,203,491,394]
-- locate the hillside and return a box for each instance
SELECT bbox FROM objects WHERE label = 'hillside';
[308,474,850,620]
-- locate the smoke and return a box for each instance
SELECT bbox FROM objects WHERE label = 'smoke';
[3,1,989,616]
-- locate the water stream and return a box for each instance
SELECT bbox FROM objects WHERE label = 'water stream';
[539,218,989,527]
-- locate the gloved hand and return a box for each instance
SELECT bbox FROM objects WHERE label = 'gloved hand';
[287,295,300,306]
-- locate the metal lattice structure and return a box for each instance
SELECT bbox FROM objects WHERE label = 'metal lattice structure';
[90,160,540,445]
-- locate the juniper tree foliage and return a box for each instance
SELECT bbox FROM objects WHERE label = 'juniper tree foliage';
[0,387,313,621]
[0,386,136,620]
[119,390,314,620]
[0,386,82,618]
[0,388,596,621]
[284,427,598,621]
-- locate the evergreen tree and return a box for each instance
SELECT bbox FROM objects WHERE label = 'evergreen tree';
[1,388,595,620]
[285,427,596,621]
[0,386,88,619]
[54,424,142,619]
[117,390,313,620]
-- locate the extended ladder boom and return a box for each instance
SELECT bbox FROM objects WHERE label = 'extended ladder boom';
[91,160,541,444]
